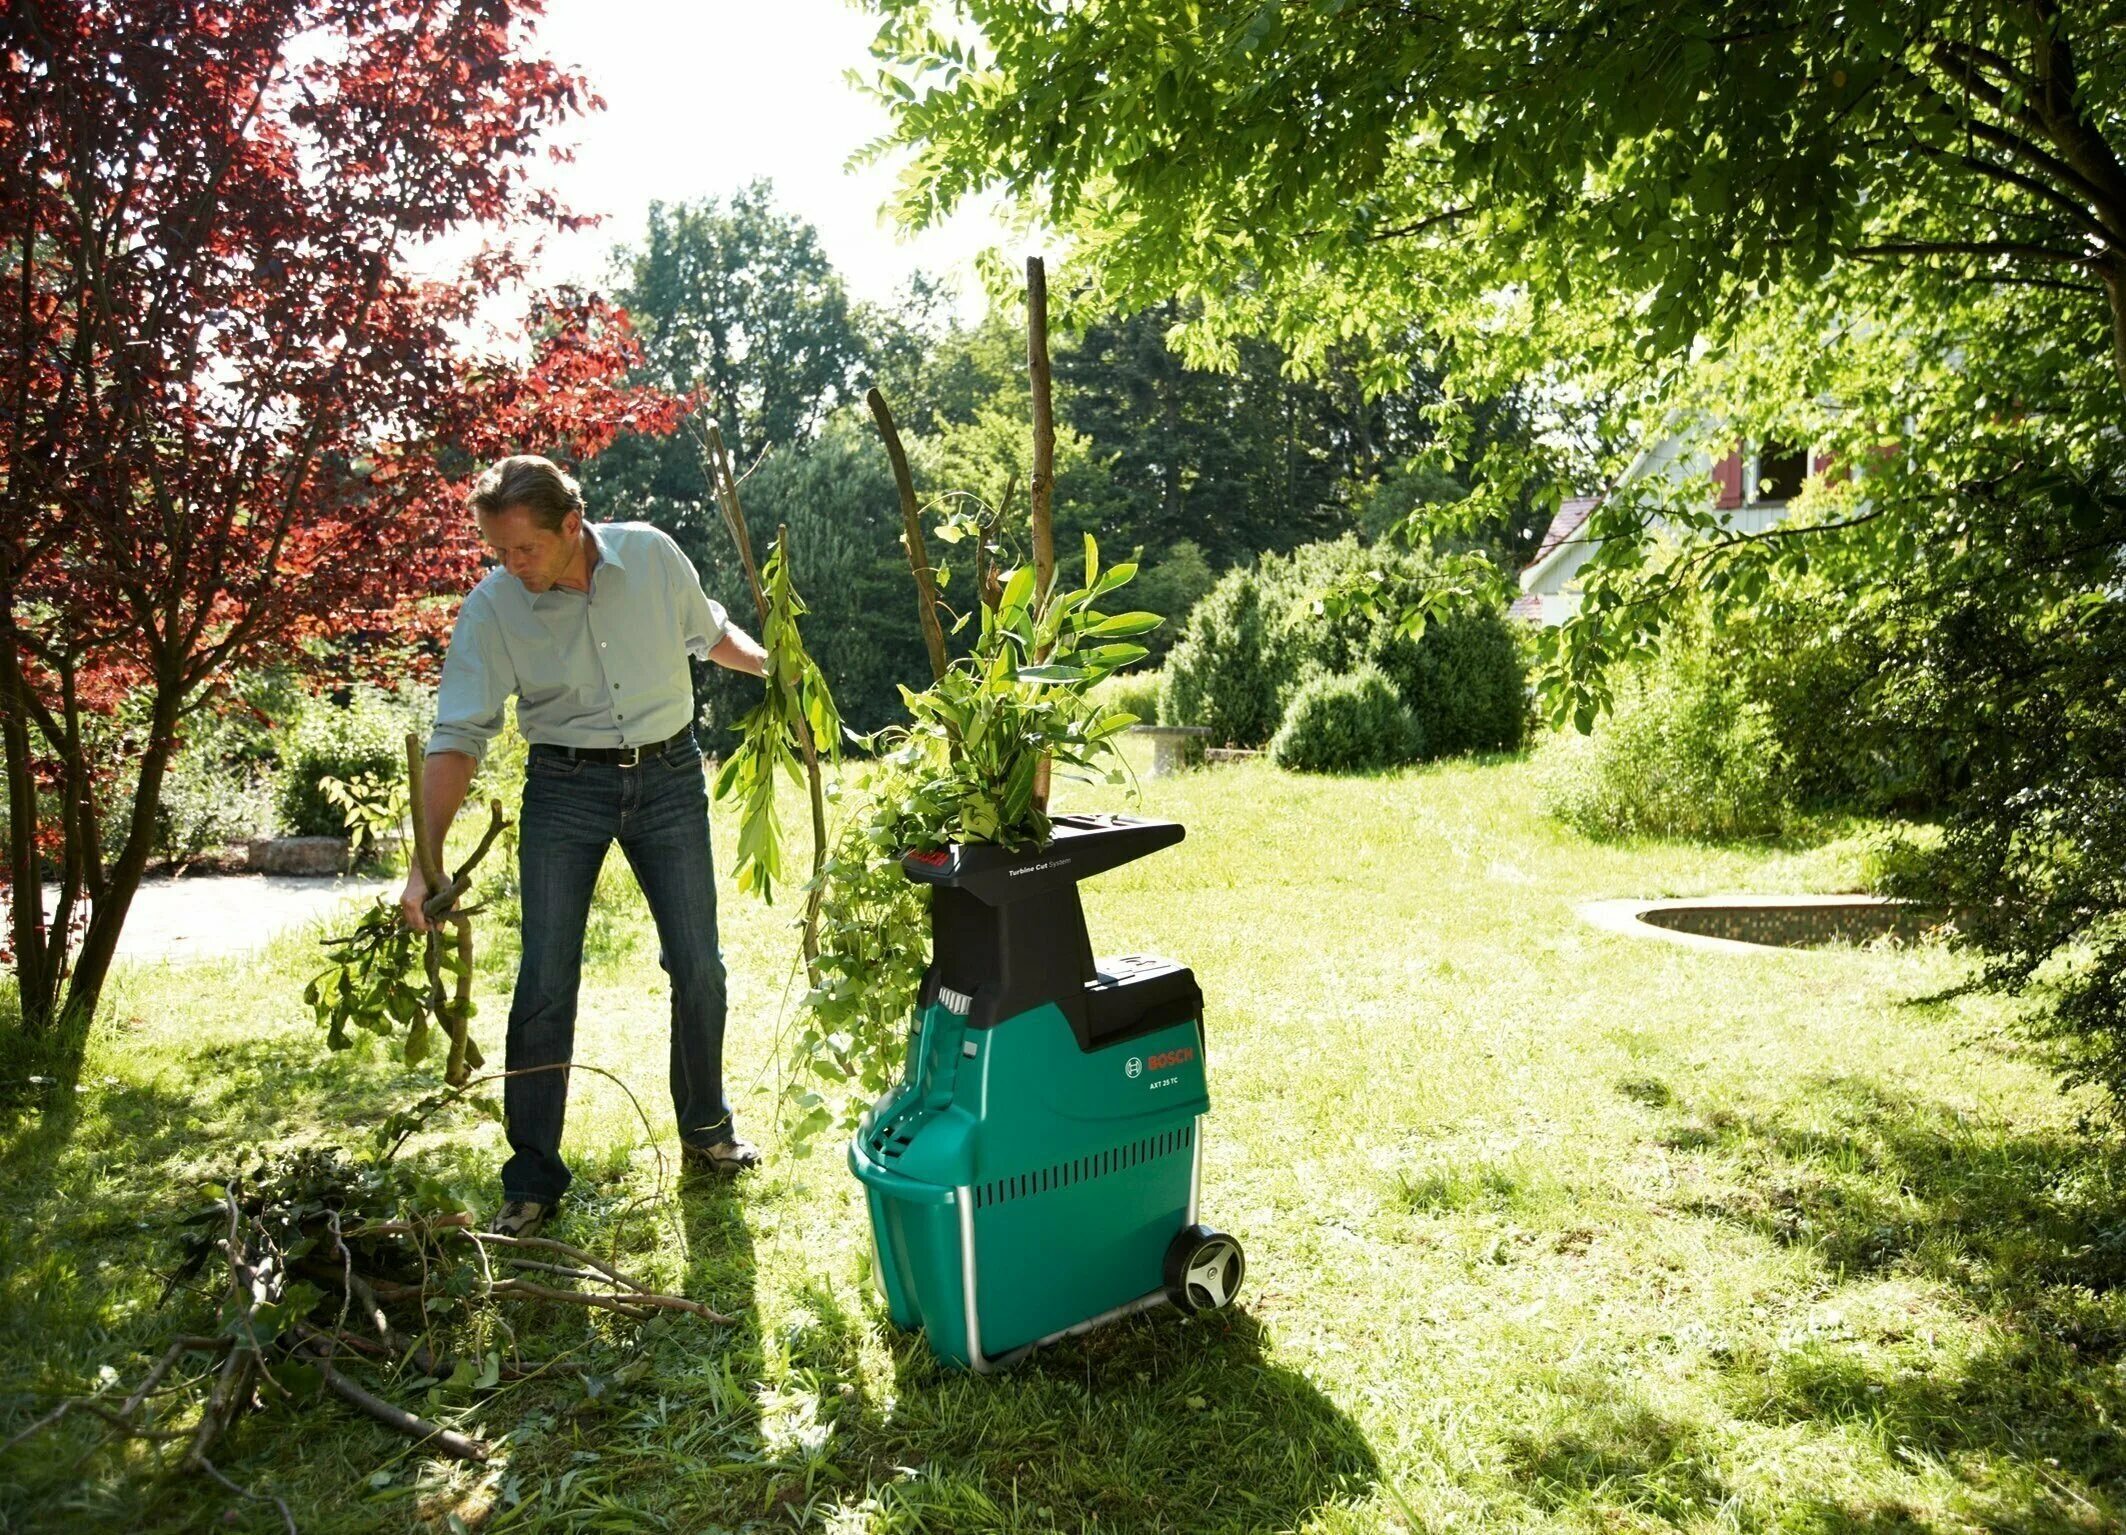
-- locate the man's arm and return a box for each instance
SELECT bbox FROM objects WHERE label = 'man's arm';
[709,627,768,677]
[665,530,766,677]
[400,750,477,931]
[406,588,514,931]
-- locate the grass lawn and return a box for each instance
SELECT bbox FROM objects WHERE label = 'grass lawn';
[3,749,2120,1533]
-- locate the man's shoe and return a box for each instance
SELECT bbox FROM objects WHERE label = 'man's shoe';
[680,1138,762,1179]
[487,1199,550,1239]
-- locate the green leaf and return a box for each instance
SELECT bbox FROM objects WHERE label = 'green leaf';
[1085,611,1162,638]
[998,564,1035,618]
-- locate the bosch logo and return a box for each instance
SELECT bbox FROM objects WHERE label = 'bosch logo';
[1125,1057,1142,1079]
[1146,1047,1195,1071]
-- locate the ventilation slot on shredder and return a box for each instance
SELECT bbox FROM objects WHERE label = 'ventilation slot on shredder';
[972,1123,1194,1210]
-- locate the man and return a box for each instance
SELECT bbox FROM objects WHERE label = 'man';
[404,454,766,1241]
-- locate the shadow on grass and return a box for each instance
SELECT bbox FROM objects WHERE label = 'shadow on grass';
[775,1289,1379,1532]
[1657,1073,2126,1523]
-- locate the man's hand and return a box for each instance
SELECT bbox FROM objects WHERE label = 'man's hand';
[401,868,434,933]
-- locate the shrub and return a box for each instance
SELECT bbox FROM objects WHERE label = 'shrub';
[276,684,427,838]
[1130,540,1214,663]
[1160,568,1290,746]
[1371,611,1528,756]
[156,753,277,863]
[1534,636,1790,841]
[1089,668,1163,726]
[1270,665,1423,773]
[1259,536,1526,756]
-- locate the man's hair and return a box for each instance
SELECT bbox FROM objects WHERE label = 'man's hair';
[469,455,584,533]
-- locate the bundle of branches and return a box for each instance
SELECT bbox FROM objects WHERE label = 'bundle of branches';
[684,415,842,975]
[6,1140,725,1525]
[307,735,509,1085]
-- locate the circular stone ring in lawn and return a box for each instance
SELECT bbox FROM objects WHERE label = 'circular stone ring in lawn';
[1576,894,1947,954]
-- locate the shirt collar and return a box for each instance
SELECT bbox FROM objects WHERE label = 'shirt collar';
[584,521,625,575]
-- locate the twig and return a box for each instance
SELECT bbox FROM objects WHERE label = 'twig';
[485,1279,721,1322]
[299,1342,488,1462]
[697,418,769,629]
[194,1455,297,1535]
[866,386,950,683]
[778,523,830,979]
[469,1231,651,1292]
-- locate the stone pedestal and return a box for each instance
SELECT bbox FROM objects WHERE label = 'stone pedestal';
[245,836,350,876]
[1128,724,1213,778]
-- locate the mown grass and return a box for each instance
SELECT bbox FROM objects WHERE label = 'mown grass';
[2,748,2121,1533]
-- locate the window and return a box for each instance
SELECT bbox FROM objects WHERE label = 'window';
[1754,442,1808,503]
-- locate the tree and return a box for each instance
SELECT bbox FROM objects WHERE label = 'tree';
[861,0,2126,1105]
[596,184,868,472]
[0,1,682,1037]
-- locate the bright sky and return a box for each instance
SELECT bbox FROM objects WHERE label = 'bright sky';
[495,0,1017,314]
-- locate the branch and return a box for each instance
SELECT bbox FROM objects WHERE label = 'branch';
[1025,257,1058,816]
[865,387,950,683]
[299,1341,488,1462]
[1025,257,1057,611]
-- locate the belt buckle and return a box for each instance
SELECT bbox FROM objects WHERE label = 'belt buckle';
[616,744,642,769]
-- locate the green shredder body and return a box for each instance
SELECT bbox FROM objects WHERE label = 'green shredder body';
[848,812,1242,1371]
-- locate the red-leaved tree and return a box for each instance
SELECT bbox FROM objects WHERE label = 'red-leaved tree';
[0,1,685,1036]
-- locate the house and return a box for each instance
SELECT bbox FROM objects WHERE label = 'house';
[1512,439,1829,625]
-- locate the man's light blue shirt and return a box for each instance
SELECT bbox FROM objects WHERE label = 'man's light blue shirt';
[426,522,729,764]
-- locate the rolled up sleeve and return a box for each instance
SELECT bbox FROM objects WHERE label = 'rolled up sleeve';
[666,536,730,659]
[426,591,516,765]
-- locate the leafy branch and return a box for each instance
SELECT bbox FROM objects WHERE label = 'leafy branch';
[306,735,509,1086]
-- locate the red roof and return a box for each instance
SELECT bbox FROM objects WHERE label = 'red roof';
[1526,495,1602,570]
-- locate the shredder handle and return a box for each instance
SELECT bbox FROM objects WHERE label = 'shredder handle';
[847,1139,958,1205]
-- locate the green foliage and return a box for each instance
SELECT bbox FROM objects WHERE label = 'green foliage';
[1129,539,1214,663]
[1270,665,1423,774]
[318,769,408,868]
[1534,631,1791,843]
[711,542,841,904]
[306,900,448,1060]
[1088,667,1162,728]
[784,770,933,1146]
[276,685,426,839]
[1372,609,1528,758]
[1163,538,1526,754]
[1263,536,1524,757]
[876,539,1150,850]
[785,537,1152,1144]
[608,181,867,468]
[690,414,936,740]
[1160,566,1286,747]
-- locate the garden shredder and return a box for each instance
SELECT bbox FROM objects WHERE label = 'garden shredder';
[848,811,1245,1371]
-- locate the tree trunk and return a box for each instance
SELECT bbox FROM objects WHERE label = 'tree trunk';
[60,687,181,1028]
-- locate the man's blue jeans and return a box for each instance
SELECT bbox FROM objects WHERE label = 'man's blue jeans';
[500,735,732,1205]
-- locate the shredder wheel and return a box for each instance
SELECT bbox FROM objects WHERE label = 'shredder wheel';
[1163,1224,1246,1315]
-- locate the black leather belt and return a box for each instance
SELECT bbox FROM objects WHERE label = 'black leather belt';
[530,727,694,769]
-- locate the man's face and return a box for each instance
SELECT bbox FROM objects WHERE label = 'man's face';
[478,504,579,593]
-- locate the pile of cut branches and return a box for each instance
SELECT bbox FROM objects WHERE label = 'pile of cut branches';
[7,1119,723,1527]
